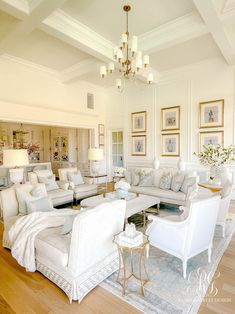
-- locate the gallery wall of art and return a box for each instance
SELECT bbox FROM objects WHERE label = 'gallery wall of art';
[117,57,235,169]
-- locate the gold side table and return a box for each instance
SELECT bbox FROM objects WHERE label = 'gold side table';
[113,234,149,296]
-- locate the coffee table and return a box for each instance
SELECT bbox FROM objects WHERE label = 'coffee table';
[80,192,160,225]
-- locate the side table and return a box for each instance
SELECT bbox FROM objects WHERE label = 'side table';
[113,233,149,296]
[84,174,108,193]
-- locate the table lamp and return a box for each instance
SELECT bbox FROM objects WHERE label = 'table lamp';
[88,148,103,175]
[3,149,29,185]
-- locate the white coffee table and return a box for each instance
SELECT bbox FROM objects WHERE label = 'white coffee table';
[80,192,160,225]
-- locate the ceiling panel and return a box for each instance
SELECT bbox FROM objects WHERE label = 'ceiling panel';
[5,29,95,70]
[150,34,222,72]
[61,0,195,43]
[0,10,19,40]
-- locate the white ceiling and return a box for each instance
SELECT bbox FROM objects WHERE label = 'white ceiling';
[0,0,234,86]
[61,0,196,43]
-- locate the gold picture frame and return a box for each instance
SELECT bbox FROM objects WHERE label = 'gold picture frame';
[199,131,224,152]
[131,111,147,133]
[162,133,180,157]
[199,99,224,128]
[132,135,146,156]
[161,106,180,131]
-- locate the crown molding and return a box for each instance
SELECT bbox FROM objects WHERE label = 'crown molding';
[0,53,59,77]
[138,11,208,54]
[2,0,29,13]
[41,9,114,62]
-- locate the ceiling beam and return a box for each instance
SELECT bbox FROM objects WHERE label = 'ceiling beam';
[138,12,209,54]
[193,0,235,65]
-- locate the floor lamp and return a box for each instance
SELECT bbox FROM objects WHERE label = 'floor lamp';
[88,148,104,175]
[3,149,29,185]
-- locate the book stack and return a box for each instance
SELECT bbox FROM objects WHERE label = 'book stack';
[117,231,143,248]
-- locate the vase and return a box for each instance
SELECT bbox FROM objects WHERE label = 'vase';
[210,166,222,185]
[116,188,128,199]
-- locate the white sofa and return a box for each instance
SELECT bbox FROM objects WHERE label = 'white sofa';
[1,184,126,303]
[126,167,198,206]
[58,167,98,203]
[146,195,221,278]
[28,169,74,207]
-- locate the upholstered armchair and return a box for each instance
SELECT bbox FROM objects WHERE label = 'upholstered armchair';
[217,180,233,237]
[1,185,126,303]
[58,167,98,204]
[146,195,221,278]
[28,169,74,207]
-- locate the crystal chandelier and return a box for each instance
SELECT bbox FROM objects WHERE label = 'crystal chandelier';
[100,4,153,91]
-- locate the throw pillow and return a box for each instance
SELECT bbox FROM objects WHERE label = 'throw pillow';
[68,171,84,186]
[180,177,197,194]
[27,197,54,214]
[139,171,154,187]
[16,186,47,215]
[131,170,140,186]
[38,176,59,191]
[171,172,185,192]
[61,213,79,235]
[159,172,172,190]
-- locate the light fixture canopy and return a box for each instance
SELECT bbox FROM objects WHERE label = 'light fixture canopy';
[100,4,153,91]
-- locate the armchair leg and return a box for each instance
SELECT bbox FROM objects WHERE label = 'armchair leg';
[208,245,212,263]
[182,259,187,279]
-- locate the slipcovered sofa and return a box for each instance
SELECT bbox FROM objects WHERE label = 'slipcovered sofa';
[125,167,198,206]
[1,184,126,302]
[28,169,74,207]
[58,167,98,203]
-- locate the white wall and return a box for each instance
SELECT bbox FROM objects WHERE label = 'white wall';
[121,57,235,171]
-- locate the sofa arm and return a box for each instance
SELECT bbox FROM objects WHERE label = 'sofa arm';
[57,180,70,190]
[186,183,198,201]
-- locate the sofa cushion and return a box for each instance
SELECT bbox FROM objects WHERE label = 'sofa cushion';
[34,169,53,178]
[130,186,186,201]
[68,171,84,185]
[139,171,154,187]
[27,197,54,214]
[171,172,185,192]
[124,170,140,186]
[180,176,197,194]
[159,172,172,190]
[48,189,73,206]
[35,227,70,268]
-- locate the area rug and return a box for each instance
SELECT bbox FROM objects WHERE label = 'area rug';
[100,210,235,314]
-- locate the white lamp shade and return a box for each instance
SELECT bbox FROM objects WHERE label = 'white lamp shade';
[143,55,149,66]
[121,33,128,44]
[131,36,138,52]
[3,149,29,167]
[100,65,107,77]
[88,148,103,161]
[108,62,115,72]
[147,73,154,84]
[135,58,142,70]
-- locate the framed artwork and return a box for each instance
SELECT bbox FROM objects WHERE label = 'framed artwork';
[199,99,224,128]
[131,111,147,133]
[199,131,224,152]
[162,133,180,156]
[99,134,104,147]
[98,124,105,135]
[161,106,180,131]
[132,135,146,156]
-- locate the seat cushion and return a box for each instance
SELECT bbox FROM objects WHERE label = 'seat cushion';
[35,227,71,268]
[74,184,97,194]
[48,189,73,206]
[130,186,186,201]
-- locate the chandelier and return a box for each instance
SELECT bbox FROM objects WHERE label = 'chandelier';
[100,4,153,91]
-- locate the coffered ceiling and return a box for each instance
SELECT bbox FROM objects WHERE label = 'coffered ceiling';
[0,0,234,87]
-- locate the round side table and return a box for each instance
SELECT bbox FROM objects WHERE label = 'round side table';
[113,234,149,296]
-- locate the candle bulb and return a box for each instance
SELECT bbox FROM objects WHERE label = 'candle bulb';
[100,65,107,78]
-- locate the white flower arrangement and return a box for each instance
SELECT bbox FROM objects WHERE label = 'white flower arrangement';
[114,180,130,191]
[114,167,126,174]
[195,144,235,167]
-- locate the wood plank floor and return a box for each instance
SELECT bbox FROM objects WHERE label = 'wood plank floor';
[0,200,234,314]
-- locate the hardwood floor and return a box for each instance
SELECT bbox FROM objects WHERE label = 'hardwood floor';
[0,199,234,314]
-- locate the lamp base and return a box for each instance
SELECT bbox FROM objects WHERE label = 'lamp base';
[91,161,101,176]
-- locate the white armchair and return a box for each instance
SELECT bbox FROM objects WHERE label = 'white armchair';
[217,180,233,237]
[28,170,74,207]
[146,195,221,278]
[58,167,98,204]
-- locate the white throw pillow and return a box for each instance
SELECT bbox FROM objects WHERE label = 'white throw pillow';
[124,170,140,186]
[139,171,154,187]
[171,172,185,192]
[180,177,197,194]
[159,172,172,190]
[27,197,54,214]
[16,186,47,215]
[38,176,59,191]
[68,171,84,185]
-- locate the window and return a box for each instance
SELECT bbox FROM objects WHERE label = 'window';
[112,130,123,167]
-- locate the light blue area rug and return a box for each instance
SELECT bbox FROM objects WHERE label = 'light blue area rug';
[100,210,235,314]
